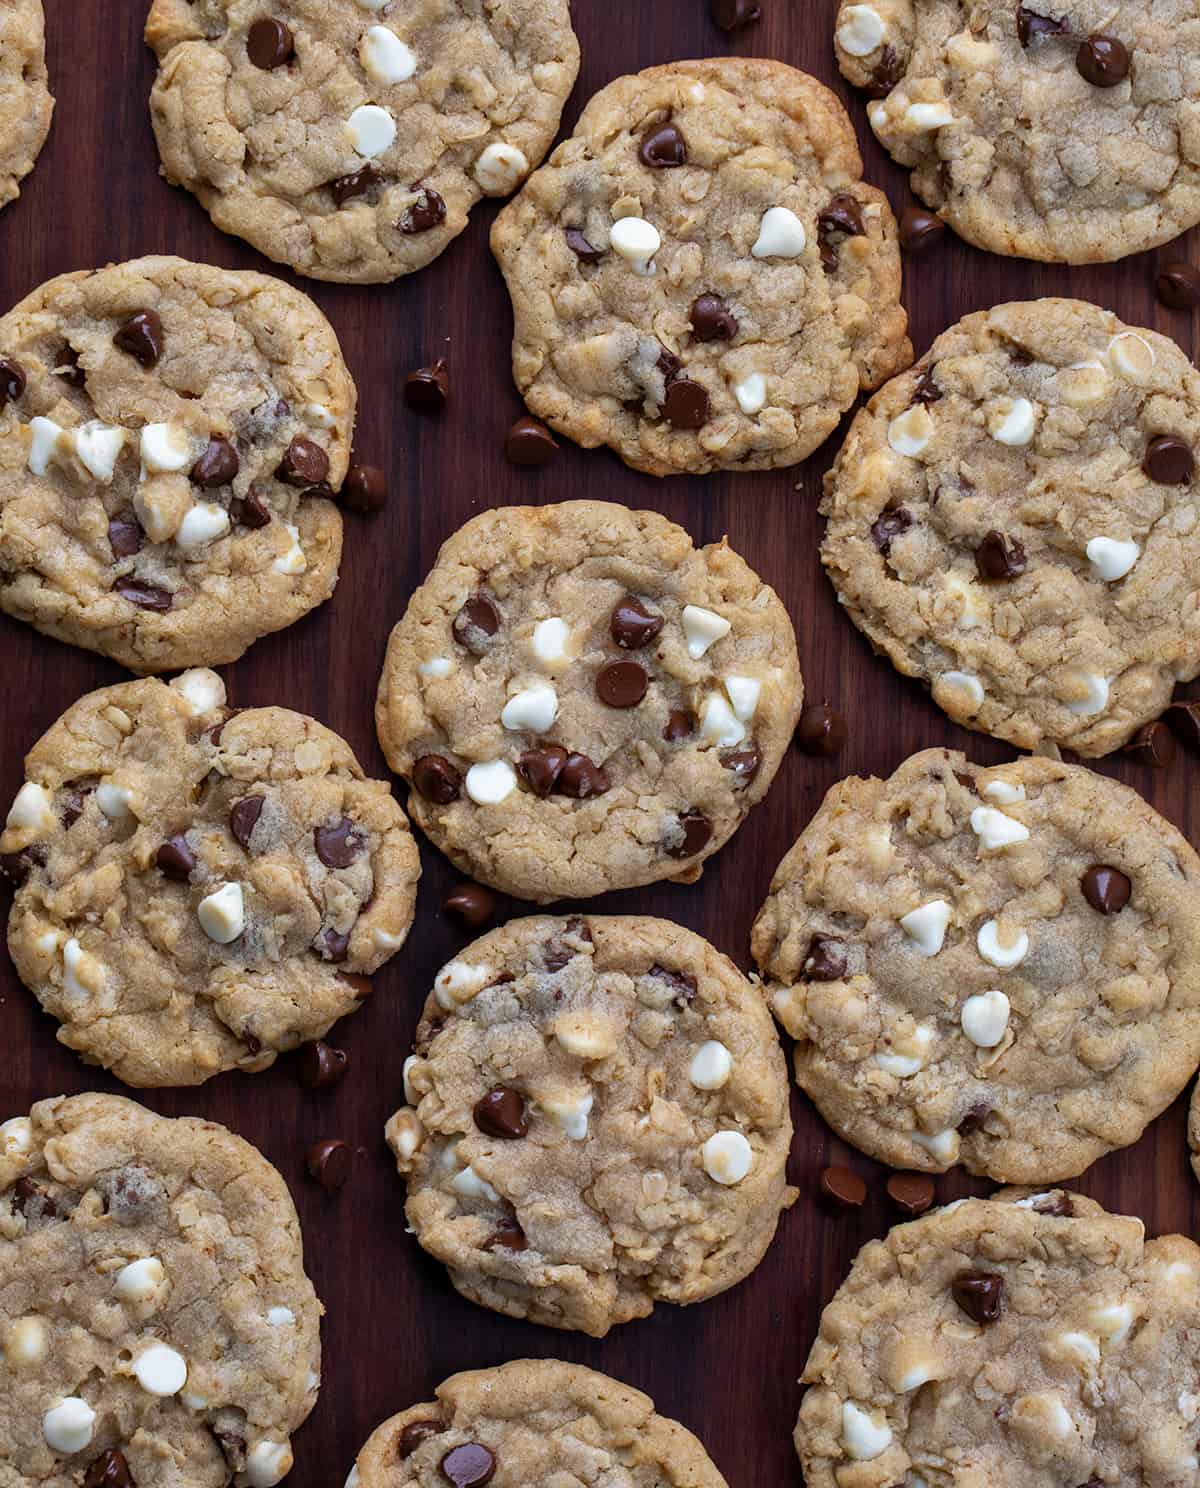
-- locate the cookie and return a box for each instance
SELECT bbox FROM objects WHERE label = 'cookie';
[145,0,579,284]
[385,915,795,1337]
[798,1189,1200,1487]
[751,748,1200,1182]
[0,0,53,210]
[345,1359,728,1488]
[834,0,1200,262]
[822,299,1200,757]
[0,255,354,673]
[0,1092,320,1488]
[1,671,419,1086]
[491,57,910,477]
[375,501,803,902]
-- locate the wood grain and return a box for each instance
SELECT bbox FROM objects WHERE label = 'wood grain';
[3,3,1199,1484]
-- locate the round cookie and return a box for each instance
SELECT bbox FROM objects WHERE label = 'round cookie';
[375,501,803,902]
[834,0,1200,262]
[346,1359,728,1488]
[1,671,419,1087]
[822,299,1200,757]
[491,58,911,477]
[145,0,579,284]
[0,0,53,210]
[751,748,1200,1182]
[0,255,354,673]
[797,1190,1200,1487]
[385,915,795,1337]
[0,1092,321,1488]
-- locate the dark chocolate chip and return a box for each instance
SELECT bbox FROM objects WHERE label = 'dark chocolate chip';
[305,1138,352,1193]
[1143,434,1194,484]
[817,193,866,270]
[957,1101,991,1134]
[413,754,462,804]
[113,310,163,368]
[911,367,942,405]
[865,44,902,96]
[55,348,86,387]
[444,882,495,930]
[155,835,195,880]
[899,205,945,253]
[1164,700,1200,750]
[975,529,1027,580]
[820,1165,867,1209]
[191,437,239,489]
[0,844,46,885]
[504,415,558,465]
[662,377,709,429]
[565,227,602,262]
[1081,864,1131,914]
[330,161,381,206]
[870,506,913,554]
[473,1087,528,1139]
[483,1217,528,1252]
[557,753,610,798]
[84,1448,133,1488]
[656,346,682,381]
[1156,260,1200,310]
[596,659,648,708]
[804,933,847,981]
[341,463,386,512]
[299,1040,349,1090]
[247,16,294,67]
[278,437,330,487]
[611,595,664,649]
[1122,720,1176,768]
[115,578,172,611]
[400,186,447,233]
[231,486,272,529]
[398,1420,445,1458]
[107,514,144,559]
[229,796,264,850]
[60,789,86,829]
[0,356,26,407]
[663,708,695,742]
[404,360,449,413]
[667,810,711,859]
[887,1172,936,1216]
[1017,6,1070,45]
[440,1443,496,1488]
[518,745,568,797]
[638,122,687,168]
[720,745,761,781]
[690,293,738,341]
[952,1270,1005,1324]
[796,704,848,757]
[1076,32,1130,84]
[315,816,364,869]
[651,963,697,1005]
[711,0,761,29]
[453,592,501,652]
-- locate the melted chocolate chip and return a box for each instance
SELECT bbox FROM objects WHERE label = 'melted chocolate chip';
[911,367,942,404]
[1076,32,1130,84]
[247,16,294,67]
[557,753,610,798]
[663,708,695,742]
[341,463,386,512]
[1123,720,1176,768]
[565,227,602,262]
[299,1040,349,1089]
[400,186,447,234]
[662,377,709,430]
[398,1419,445,1458]
[84,1449,133,1488]
[651,963,698,1006]
[1156,260,1200,310]
[404,360,449,413]
[229,796,264,850]
[865,44,903,96]
[638,121,687,167]
[1081,864,1131,914]
[690,293,738,341]
[804,933,847,981]
[315,816,365,869]
[504,415,558,465]
[667,811,711,859]
[0,356,26,406]
[483,1217,528,1252]
[596,659,648,708]
[278,437,330,487]
[331,161,381,206]
[321,932,348,964]
[107,514,144,559]
[113,310,163,367]
[306,1138,353,1193]
[1143,434,1194,484]
[611,595,664,649]
[656,346,682,381]
[440,1444,496,1488]
[192,437,239,488]
[957,1101,991,1134]
[155,835,195,880]
[795,703,848,757]
[453,592,501,652]
[720,745,761,781]
[898,205,945,253]
[817,194,866,269]
[952,1271,1005,1324]
[115,578,171,611]
[870,505,913,554]
[413,755,462,804]
[1017,6,1070,45]
[473,1087,528,1139]
[975,529,1027,580]
[231,487,272,529]
[518,745,568,797]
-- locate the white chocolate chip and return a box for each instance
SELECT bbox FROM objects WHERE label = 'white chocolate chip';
[5,1315,48,1366]
[1091,1301,1135,1345]
[301,403,337,429]
[751,206,806,258]
[402,1054,420,1104]
[139,422,189,474]
[268,1306,296,1327]
[841,1402,892,1460]
[115,1256,167,1306]
[347,103,396,157]
[988,397,1037,446]
[893,1358,938,1392]
[43,1397,95,1454]
[177,502,232,551]
[904,101,955,129]
[838,3,886,53]
[868,101,888,129]
[134,474,189,545]
[6,781,55,835]
[702,1130,753,1184]
[197,882,245,944]
[733,373,766,414]
[912,1127,960,1163]
[541,1089,594,1139]
[464,759,517,806]
[1,1116,33,1159]
[388,1107,423,1161]
[170,668,226,717]
[346,1469,361,1488]
[724,674,760,721]
[501,682,558,734]
[899,899,951,956]
[960,989,1010,1048]
[434,959,493,1009]
[28,415,66,475]
[1057,1331,1101,1370]
[976,918,1029,969]
[75,421,129,481]
[372,927,405,951]
[273,523,307,575]
[887,404,934,456]
[450,1164,500,1202]
[876,1024,933,1077]
[1086,536,1139,581]
[689,1040,733,1090]
[934,669,985,712]
[982,779,1024,805]
[355,0,388,8]
[699,692,745,748]
[531,616,571,669]
[63,938,103,999]
[134,1341,188,1396]
[1015,1393,1074,1442]
[943,571,986,630]
[554,1013,618,1060]
[243,1440,294,1488]
[360,26,416,85]
[969,805,1029,850]
[474,141,530,195]
[610,216,661,275]
[1066,673,1109,716]
[682,603,730,658]
[1107,331,1156,379]
[181,1391,208,1411]
[95,782,134,820]
[418,656,453,679]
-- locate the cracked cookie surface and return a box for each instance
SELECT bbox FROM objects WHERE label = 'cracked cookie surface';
[375,501,802,902]
[145,0,579,284]
[0,255,354,673]
[822,299,1200,757]
[0,0,53,211]
[2,671,419,1087]
[0,1092,321,1488]
[835,0,1200,262]
[491,57,910,477]
[385,915,795,1338]
[751,748,1200,1183]
[798,1190,1200,1488]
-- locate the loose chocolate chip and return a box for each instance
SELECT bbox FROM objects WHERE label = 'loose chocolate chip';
[190,436,239,489]
[155,835,195,880]
[952,1270,1005,1324]
[84,1448,133,1488]
[306,1138,352,1192]
[231,487,272,529]
[865,44,903,96]
[804,933,847,981]
[518,745,568,797]
[341,463,386,513]
[957,1101,991,1134]
[0,844,46,885]
[886,1172,936,1216]
[399,1420,446,1458]
[870,505,913,554]
[720,745,761,781]
[247,16,294,67]
[229,796,265,850]
[315,816,364,869]
[115,578,172,611]
[663,708,695,742]
[0,356,26,406]
[1081,863,1131,914]
[278,437,330,487]
[1123,720,1176,768]
[404,360,449,413]
[711,0,761,28]
[975,528,1027,580]
[817,194,866,269]
[474,1087,528,1139]
[662,377,709,430]
[331,161,381,206]
[1017,6,1070,45]
[796,703,848,758]
[899,205,945,253]
[667,810,712,859]
[453,592,501,652]
[1156,260,1200,310]
[504,415,558,465]
[107,515,144,559]
[483,1217,528,1252]
[639,122,687,168]
[557,753,610,798]
[651,964,698,1005]
[400,186,447,233]
[596,659,648,708]
[113,310,163,368]
[1076,32,1130,84]
[690,293,738,341]
[1143,434,1194,484]
[299,1040,349,1090]
[413,754,462,804]
[1164,700,1200,749]
[611,595,664,649]
[444,882,495,930]
[565,227,603,261]
[820,1165,867,1209]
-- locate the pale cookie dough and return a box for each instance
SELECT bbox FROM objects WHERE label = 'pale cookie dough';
[385,915,795,1337]
[822,299,1200,757]
[835,0,1200,262]
[491,57,910,477]
[376,501,802,902]
[145,0,579,284]
[0,256,354,673]
[0,0,53,210]
[751,748,1200,1183]
[1,672,419,1086]
[0,1092,320,1488]
[346,1359,728,1488]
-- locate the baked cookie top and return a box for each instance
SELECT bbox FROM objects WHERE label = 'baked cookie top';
[375,500,802,902]
[797,1191,1200,1488]
[2,672,419,1087]
[347,1359,728,1488]
[0,1092,320,1488]
[0,0,53,210]
[834,0,1200,262]
[385,915,795,1338]
[491,57,910,477]
[751,748,1200,1183]
[145,0,579,284]
[821,299,1200,757]
[0,255,354,673]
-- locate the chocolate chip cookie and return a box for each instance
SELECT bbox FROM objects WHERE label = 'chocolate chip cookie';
[385,915,795,1337]
[751,748,1200,1182]
[0,1092,320,1488]
[835,0,1200,262]
[822,299,1200,757]
[0,255,354,672]
[798,1189,1200,1487]
[491,57,910,476]
[346,1359,728,1488]
[145,0,579,284]
[0,0,53,211]
[2,672,419,1086]
[375,501,802,902]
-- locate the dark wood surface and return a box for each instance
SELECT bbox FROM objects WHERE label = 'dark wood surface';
[3,3,1200,1484]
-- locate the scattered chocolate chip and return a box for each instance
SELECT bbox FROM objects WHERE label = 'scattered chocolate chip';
[315,816,364,870]
[191,437,239,489]
[638,121,687,168]
[518,745,568,796]
[1123,720,1176,768]
[155,835,195,880]
[115,578,172,611]
[330,161,381,206]
[899,205,945,253]
[404,360,449,413]
[557,753,610,798]
[504,415,558,465]
[400,186,447,234]
[306,1138,352,1193]
[231,486,272,528]
[886,1172,936,1216]
[865,44,903,96]
[483,1217,528,1252]
[662,377,709,430]
[247,15,294,67]
[440,1443,496,1488]
[690,293,738,341]
[0,844,46,885]
[84,1449,133,1488]
[340,462,386,513]
[444,882,495,929]
[413,754,462,804]
[711,0,761,28]
[870,505,913,554]
[1017,6,1070,44]
[820,1165,867,1209]
[975,529,1027,580]
[610,595,664,650]
[1081,864,1131,914]
[804,933,847,981]
[911,367,942,404]
[0,356,26,406]
[1076,32,1130,84]
[957,1101,991,1134]
[1164,700,1200,749]
[55,348,86,387]
[663,708,695,742]
[720,745,761,781]
[1143,434,1194,484]
[107,515,144,559]
[339,971,373,999]
[473,1087,528,1139]
[299,1040,349,1090]
[278,437,330,487]
[453,592,501,652]
[952,1270,1005,1324]
[596,659,648,708]
[113,310,163,368]
[1156,260,1200,310]
[229,796,264,850]
[399,1420,445,1458]
[656,346,682,381]
[667,810,712,859]
[817,194,866,269]
[651,964,697,1006]
[565,227,602,262]
[796,703,848,757]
